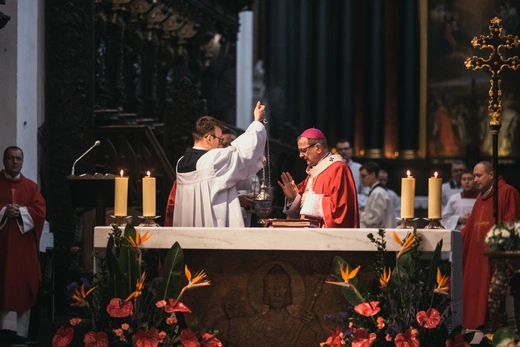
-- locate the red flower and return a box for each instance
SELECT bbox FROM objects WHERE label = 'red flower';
[164,298,191,313]
[416,308,441,329]
[83,331,108,347]
[52,326,74,347]
[134,327,160,347]
[202,332,223,347]
[354,301,381,316]
[324,326,344,347]
[106,298,133,317]
[180,329,200,347]
[352,328,376,347]
[446,334,470,347]
[394,327,420,347]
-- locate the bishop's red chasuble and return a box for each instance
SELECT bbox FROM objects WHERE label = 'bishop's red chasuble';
[461,177,520,329]
[0,172,46,312]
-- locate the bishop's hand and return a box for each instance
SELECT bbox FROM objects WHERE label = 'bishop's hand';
[253,101,266,123]
[278,172,298,203]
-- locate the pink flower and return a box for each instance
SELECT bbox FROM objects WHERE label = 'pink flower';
[394,327,420,347]
[106,298,133,317]
[69,318,81,326]
[155,300,166,308]
[113,329,123,337]
[166,317,178,325]
[121,323,129,330]
[180,328,200,347]
[352,328,376,347]
[446,334,470,347]
[354,301,381,316]
[52,326,74,347]
[83,331,108,347]
[416,308,441,329]
[377,316,385,329]
[202,332,223,347]
[134,327,160,347]
[164,298,191,313]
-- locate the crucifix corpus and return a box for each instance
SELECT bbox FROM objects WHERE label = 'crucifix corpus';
[464,17,520,223]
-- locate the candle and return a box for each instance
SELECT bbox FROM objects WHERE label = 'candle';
[114,170,128,216]
[142,171,156,216]
[401,170,415,219]
[428,172,442,219]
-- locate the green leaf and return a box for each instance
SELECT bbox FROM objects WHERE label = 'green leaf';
[105,234,123,298]
[427,239,443,288]
[157,242,184,301]
[332,256,364,306]
[117,224,140,299]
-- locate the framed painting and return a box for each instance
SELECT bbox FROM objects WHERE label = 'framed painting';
[425,0,520,158]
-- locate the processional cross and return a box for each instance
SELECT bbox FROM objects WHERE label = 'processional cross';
[464,17,520,223]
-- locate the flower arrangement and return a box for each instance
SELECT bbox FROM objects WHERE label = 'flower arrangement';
[321,229,474,347]
[52,225,222,347]
[485,222,520,252]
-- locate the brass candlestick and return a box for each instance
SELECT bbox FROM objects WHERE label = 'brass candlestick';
[138,216,160,227]
[424,218,444,229]
[110,215,131,227]
[397,218,416,229]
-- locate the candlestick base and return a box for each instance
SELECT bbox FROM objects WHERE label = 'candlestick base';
[424,218,444,229]
[396,218,416,229]
[138,216,160,227]
[110,215,131,227]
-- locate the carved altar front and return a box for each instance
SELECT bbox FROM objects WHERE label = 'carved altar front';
[94,227,462,346]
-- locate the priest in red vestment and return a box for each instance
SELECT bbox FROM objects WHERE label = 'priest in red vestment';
[461,161,520,329]
[0,146,46,339]
[278,128,359,228]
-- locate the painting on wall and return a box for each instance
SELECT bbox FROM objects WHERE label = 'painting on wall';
[426,0,520,158]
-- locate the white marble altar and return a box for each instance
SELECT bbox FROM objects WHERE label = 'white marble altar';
[93,227,462,327]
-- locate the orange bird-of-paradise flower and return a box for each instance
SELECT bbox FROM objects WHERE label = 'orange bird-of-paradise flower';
[126,271,147,301]
[52,326,74,347]
[434,268,450,295]
[126,231,152,248]
[379,267,391,288]
[416,308,441,329]
[185,265,211,288]
[325,264,361,288]
[71,284,97,307]
[392,231,416,258]
[84,331,108,347]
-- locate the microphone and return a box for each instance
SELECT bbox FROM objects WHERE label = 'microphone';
[71,140,101,176]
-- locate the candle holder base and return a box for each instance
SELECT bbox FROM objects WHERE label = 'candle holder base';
[397,218,416,229]
[138,216,160,227]
[424,218,444,229]
[110,215,131,227]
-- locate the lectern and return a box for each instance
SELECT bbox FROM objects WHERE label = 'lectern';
[67,173,115,271]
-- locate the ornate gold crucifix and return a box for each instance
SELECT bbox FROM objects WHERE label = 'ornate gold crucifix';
[464,17,520,222]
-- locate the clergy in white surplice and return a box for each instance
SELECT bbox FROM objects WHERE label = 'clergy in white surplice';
[441,169,478,230]
[173,102,266,227]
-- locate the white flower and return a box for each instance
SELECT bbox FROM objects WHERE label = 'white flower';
[501,229,511,238]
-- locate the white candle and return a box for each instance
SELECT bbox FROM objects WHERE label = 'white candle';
[428,172,442,219]
[401,170,415,219]
[114,170,128,216]
[142,171,156,217]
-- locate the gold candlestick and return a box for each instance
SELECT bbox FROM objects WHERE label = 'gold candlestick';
[397,218,416,229]
[424,218,444,229]
[110,215,131,227]
[138,215,160,227]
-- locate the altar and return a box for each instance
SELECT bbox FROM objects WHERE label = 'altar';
[94,227,462,345]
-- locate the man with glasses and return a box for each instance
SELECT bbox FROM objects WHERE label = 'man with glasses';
[335,139,369,208]
[278,128,359,228]
[0,146,46,344]
[442,159,466,208]
[172,101,266,227]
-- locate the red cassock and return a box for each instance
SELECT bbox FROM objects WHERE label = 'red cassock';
[164,180,177,227]
[296,161,359,228]
[461,177,520,329]
[0,172,46,312]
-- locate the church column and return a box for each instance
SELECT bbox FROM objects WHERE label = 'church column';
[0,0,43,182]
[236,4,253,130]
[363,0,386,159]
[315,0,330,133]
[397,0,420,159]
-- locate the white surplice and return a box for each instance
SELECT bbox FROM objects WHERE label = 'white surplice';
[441,193,477,231]
[360,184,397,229]
[173,121,266,227]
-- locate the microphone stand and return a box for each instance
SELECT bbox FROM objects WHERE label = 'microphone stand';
[71,141,100,176]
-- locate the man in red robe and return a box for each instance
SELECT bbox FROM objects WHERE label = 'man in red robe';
[278,128,359,228]
[461,161,520,329]
[0,146,46,340]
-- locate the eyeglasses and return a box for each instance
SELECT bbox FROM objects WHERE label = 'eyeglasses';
[5,156,23,162]
[298,143,316,154]
[206,134,224,144]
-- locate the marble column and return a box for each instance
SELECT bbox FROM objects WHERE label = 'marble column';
[236,9,254,130]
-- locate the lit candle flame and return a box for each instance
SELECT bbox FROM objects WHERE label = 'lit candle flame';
[407,170,411,177]
[147,171,151,177]
[120,170,124,177]
[434,171,438,178]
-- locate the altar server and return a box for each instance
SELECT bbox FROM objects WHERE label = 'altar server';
[441,168,478,231]
[173,102,266,227]
[278,128,359,228]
